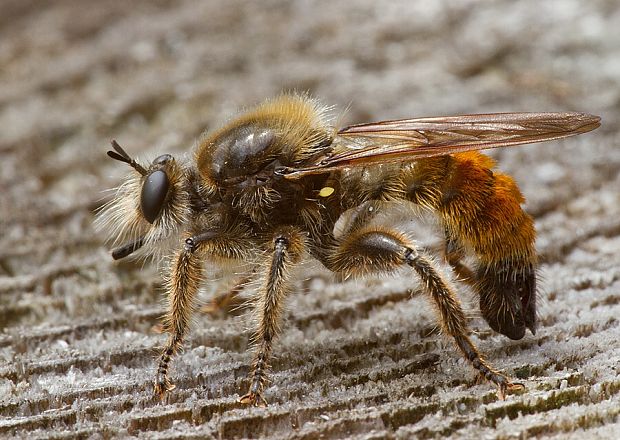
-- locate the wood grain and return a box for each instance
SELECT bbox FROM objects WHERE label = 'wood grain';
[1,1,618,438]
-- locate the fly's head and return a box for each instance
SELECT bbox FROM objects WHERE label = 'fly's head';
[96,140,190,260]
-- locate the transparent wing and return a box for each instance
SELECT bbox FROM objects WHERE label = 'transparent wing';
[280,112,600,179]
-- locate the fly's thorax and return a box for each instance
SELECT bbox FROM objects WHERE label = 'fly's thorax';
[194,94,334,189]
[209,123,277,181]
[191,94,335,224]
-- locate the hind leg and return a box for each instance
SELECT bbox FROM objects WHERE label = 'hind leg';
[327,223,523,399]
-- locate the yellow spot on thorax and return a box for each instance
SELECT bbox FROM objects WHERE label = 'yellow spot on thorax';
[318,187,335,197]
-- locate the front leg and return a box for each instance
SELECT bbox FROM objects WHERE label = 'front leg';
[154,229,254,400]
[154,244,204,399]
[239,227,305,407]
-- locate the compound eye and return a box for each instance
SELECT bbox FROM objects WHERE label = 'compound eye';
[141,170,169,223]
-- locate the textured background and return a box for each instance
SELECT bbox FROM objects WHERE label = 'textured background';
[1,0,619,438]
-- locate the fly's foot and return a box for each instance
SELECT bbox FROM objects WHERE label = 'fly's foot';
[154,376,176,401]
[238,391,268,407]
[497,380,525,400]
[201,289,245,317]
[483,371,525,400]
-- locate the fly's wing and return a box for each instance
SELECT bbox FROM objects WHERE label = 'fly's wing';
[279,112,600,179]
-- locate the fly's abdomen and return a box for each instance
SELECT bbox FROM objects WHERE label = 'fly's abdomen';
[401,152,537,340]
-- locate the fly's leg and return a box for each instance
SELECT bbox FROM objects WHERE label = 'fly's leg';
[154,230,253,400]
[443,227,475,283]
[406,249,523,399]
[328,225,524,399]
[239,227,305,407]
[201,273,254,317]
[154,245,203,399]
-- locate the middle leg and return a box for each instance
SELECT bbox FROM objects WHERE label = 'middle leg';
[239,226,306,407]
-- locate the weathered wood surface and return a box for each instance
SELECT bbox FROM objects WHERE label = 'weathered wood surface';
[1,1,618,438]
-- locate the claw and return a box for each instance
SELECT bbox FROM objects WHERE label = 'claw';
[154,378,176,401]
[238,392,268,407]
[496,381,525,400]
[476,370,525,400]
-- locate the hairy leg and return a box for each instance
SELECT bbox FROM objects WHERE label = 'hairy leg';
[239,227,305,407]
[201,273,254,317]
[154,230,254,400]
[328,224,523,399]
[443,227,475,283]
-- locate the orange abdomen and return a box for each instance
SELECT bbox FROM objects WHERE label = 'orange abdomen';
[402,152,537,339]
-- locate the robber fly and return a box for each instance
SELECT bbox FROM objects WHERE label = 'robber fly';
[97,94,600,406]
